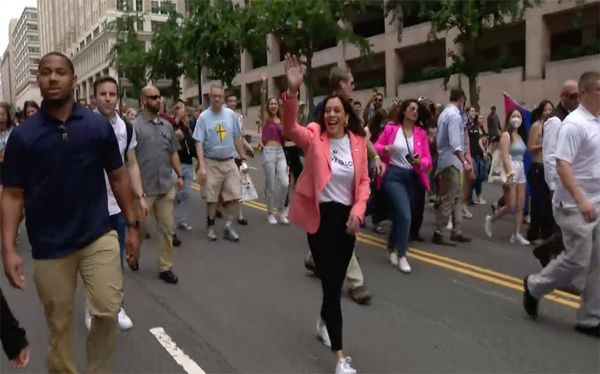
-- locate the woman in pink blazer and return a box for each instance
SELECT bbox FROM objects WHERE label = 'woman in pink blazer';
[375,99,432,274]
[282,55,369,374]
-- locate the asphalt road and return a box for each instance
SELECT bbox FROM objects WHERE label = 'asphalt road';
[1,154,598,373]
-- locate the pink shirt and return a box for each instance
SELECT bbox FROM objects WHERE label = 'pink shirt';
[261,120,284,145]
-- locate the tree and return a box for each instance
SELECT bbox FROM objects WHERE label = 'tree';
[108,11,148,98]
[252,0,372,113]
[146,6,185,99]
[385,0,540,110]
[181,0,247,89]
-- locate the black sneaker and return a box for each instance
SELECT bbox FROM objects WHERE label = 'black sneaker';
[432,232,456,247]
[159,270,179,284]
[575,324,600,338]
[450,233,472,243]
[523,276,539,319]
[173,234,182,247]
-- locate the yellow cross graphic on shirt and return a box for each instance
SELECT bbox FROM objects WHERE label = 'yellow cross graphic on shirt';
[215,123,228,142]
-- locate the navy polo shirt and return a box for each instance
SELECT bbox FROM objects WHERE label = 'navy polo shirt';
[1,102,123,259]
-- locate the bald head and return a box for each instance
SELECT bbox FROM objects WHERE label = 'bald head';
[141,85,161,115]
[560,79,580,111]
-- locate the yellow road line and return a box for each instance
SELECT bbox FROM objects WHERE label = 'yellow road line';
[189,187,580,308]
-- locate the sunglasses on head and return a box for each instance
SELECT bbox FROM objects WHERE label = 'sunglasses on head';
[146,95,161,100]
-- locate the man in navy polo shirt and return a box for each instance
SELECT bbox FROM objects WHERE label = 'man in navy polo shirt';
[0,52,140,373]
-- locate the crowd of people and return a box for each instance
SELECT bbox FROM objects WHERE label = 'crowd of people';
[0,50,598,374]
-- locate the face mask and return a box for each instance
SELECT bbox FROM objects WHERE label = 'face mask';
[510,117,522,128]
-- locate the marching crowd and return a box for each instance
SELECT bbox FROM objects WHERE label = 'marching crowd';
[0,51,598,374]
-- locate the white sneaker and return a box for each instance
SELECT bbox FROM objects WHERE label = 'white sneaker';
[389,252,398,266]
[510,233,530,246]
[118,308,133,331]
[398,256,412,273]
[316,319,331,348]
[277,213,289,225]
[462,205,473,219]
[484,215,493,238]
[477,196,487,205]
[84,306,91,330]
[207,226,217,241]
[267,214,278,225]
[335,357,357,374]
[446,217,453,230]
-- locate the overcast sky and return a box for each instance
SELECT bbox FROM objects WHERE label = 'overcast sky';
[0,0,38,56]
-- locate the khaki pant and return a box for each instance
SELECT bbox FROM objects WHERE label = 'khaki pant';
[306,250,365,288]
[434,166,464,235]
[147,187,176,272]
[34,231,122,374]
[529,204,600,327]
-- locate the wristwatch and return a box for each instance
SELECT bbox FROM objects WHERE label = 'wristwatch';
[126,220,140,229]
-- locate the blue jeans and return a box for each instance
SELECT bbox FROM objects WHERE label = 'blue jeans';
[383,166,418,257]
[110,213,126,271]
[471,155,488,197]
[175,163,194,226]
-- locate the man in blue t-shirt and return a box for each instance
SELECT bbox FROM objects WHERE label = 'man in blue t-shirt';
[194,85,248,242]
[0,52,140,373]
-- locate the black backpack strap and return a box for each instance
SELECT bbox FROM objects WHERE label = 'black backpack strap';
[121,114,134,163]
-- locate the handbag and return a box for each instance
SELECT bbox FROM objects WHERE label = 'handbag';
[488,148,508,185]
[240,173,259,202]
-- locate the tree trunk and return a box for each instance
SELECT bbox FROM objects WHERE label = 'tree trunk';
[468,74,479,112]
[197,61,204,107]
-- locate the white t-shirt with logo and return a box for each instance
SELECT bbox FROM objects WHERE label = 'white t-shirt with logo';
[319,134,354,206]
[390,128,414,169]
[104,114,138,215]
[553,105,600,208]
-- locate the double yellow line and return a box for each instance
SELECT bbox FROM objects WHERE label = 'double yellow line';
[191,183,580,309]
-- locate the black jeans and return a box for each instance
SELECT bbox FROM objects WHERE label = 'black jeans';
[527,163,555,240]
[366,179,389,225]
[307,202,355,352]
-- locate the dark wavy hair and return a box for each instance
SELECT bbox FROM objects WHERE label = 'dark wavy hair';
[317,95,365,137]
[504,108,527,144]
[0,102,14,129]
[531,100,554,124]
[396,98,422,126]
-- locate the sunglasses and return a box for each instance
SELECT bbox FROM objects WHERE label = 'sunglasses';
[146,95,161,100]
[567,93,579,100]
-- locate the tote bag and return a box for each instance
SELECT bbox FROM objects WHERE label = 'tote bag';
[488,149,508,185]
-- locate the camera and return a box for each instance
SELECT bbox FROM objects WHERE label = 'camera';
[405,153,419,163]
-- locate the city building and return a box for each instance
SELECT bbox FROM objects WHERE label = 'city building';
[1,19,18,105]
[38,0,186,104]
[12,7,42,109]
[183,0,600,121]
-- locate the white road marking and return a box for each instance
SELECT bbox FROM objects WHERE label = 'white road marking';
[149,327,206,374]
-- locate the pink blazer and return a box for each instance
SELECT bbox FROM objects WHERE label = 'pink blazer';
[282,93,370,234]
[374,122,432,191]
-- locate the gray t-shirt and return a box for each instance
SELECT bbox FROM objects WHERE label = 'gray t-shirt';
[133,114,180,196]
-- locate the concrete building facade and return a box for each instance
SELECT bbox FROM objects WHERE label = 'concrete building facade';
[1,19,19,105]
[182,0,600,122]
[37,0,186,104]
[13,7,42,109]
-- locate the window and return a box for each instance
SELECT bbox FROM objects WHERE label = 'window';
[151,1,159,13]
[151,0,173,14]
[117,0,133,11]
[137,19,144,31]
[136,0,143,11]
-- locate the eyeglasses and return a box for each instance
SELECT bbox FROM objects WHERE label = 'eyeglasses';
[146,95,161,100]
[567,93,579,100]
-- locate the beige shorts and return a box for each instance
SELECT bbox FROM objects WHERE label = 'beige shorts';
[204,158,242,203]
